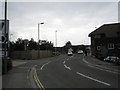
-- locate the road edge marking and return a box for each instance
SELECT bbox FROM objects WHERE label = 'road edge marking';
[33,67,45,90]
[82,56,120,74]
[76,72,111,86]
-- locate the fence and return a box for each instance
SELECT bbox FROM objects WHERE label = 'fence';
[11,50,53,60]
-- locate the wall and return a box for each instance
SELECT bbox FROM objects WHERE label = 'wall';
[11,50,53,60]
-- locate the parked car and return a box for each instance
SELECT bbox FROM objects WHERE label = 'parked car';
[116,58,120,65]
[67,51,73,56]
[104,56,119,63]
[77,50,83,54]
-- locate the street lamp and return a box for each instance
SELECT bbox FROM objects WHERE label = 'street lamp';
[55,30,57,56]
[38,22,44,58]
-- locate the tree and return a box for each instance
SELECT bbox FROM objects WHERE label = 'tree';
[10,38,54,51]
[64,41,72,53]
[28,38,38,50]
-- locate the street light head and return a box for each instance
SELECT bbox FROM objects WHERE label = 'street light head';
[40,22,44,24]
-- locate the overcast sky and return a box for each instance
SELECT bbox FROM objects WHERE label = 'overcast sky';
[1,1,118,47]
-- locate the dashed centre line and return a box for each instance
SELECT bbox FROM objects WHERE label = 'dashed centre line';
[64,65,71,70]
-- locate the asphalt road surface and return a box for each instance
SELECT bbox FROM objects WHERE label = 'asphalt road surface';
[34,54,120,88]
[3,54,120,89]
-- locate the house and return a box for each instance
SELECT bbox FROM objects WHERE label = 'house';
[89,23,120,59]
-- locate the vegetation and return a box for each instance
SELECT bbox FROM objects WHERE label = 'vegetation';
[10,38,54,51]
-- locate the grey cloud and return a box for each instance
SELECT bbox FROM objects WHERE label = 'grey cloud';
[7,2,118,46]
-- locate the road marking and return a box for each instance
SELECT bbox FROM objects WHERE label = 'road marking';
[67,58,69,60]
[95,64,120,73]
[71,56,73,58]
[76,72,111,86]
[41,61,51,70]
[33,67,45,90]
[64,65,71,70]
[63,61,66,64]
[82,58,91,65]
[82,57,120,74]
[88,65,119,75]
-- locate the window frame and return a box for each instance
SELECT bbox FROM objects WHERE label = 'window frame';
[108,43,114,49]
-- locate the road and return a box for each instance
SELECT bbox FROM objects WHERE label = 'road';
[3,54,120,89]
[34,54,119,88]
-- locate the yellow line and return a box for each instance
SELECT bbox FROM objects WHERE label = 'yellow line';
[33,73,42,89]
[82,57,120,73]
[82,57,92,65]
[34,69,45,90]
[33,68,45,90]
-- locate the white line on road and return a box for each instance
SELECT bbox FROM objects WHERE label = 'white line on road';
[63,61,66,64]
[41,61,51,70]
[88,65,119,75]
[67,58,69,60]
[76,72,111,86]
[64,65,71,70]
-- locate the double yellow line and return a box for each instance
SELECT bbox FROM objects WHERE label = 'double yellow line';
[33,67,45,90]
[82,56,92,65]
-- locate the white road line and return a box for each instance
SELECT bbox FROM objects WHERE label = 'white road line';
[67,58,69,60]
[64,65,71,70]
[76,72,111,86]
[63,61,66,64]
[40,61,51,70]
[71,56,73,58]
[88,65,119,75]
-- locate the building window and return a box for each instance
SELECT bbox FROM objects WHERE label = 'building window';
[97,46,100,51]
[108,43,114,49]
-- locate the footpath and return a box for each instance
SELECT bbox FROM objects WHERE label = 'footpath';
[2,60,36,89]
[84,55,120,73]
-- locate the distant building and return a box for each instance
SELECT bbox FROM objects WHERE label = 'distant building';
[89,23,120,59]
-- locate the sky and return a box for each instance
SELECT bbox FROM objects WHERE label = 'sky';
[0,1,118,47]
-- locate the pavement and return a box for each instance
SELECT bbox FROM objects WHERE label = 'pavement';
[84,55,120,72]
[12,60,27,67]
[2,60,37,89]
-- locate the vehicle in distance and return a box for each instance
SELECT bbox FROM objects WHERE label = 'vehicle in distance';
[68,51,73,56]
[104,56,120,63]
[77,50,83,54]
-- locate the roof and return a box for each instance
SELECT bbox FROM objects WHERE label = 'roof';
[89,23,120,37]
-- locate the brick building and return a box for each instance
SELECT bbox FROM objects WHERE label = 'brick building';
[89,23,120,59]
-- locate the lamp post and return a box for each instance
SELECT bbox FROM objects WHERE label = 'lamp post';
[55,30,57,56]
[38,22,44,58]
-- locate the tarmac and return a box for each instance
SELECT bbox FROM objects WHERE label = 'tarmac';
[2,56,120,89]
